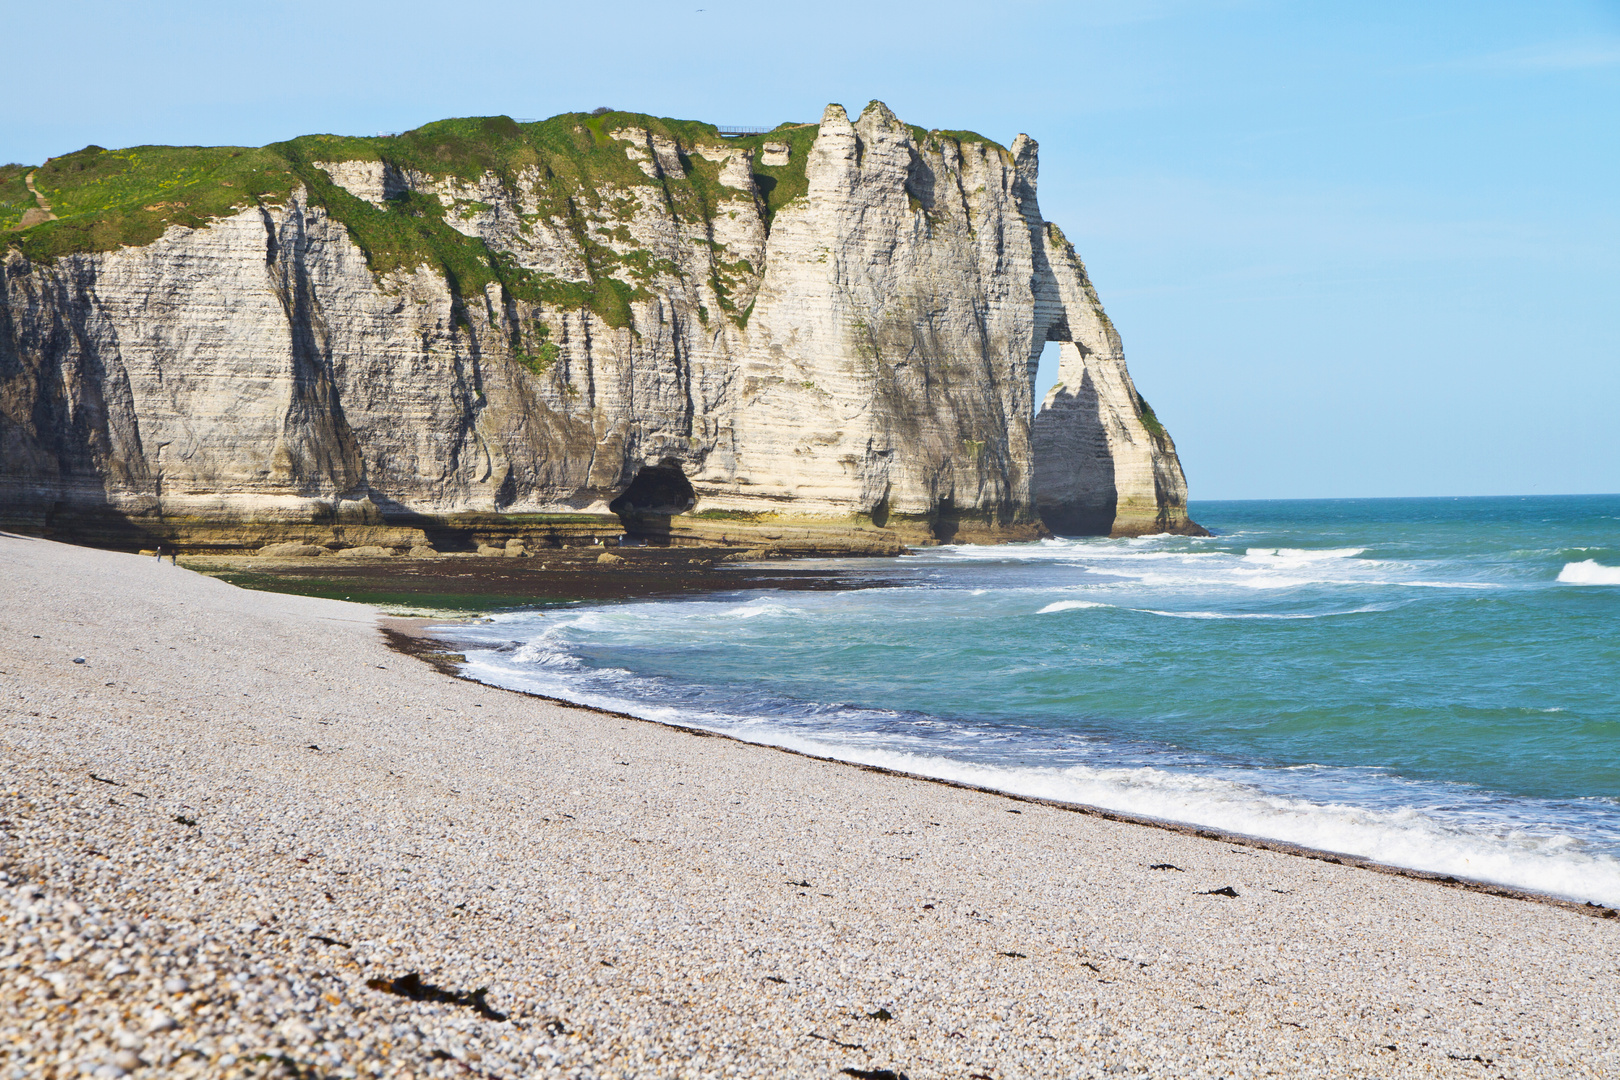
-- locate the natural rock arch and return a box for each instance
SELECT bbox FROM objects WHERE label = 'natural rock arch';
[1028,224,1202,537]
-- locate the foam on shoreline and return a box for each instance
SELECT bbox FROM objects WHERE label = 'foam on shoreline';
[448,642,1620,909]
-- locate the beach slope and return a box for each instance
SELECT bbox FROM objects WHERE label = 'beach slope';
[1,535,1615,1078]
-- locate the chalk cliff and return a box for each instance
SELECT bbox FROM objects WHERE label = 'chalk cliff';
[0,103,1202,552]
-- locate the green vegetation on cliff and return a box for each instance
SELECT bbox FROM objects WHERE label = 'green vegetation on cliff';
[1135,392,1167,439]
[3,113,759,330]
[3,110,1009,328]
[729,123,821,225]
[6,145,297,258]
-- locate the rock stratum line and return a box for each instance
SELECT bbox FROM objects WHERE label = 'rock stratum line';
[0,102,1204,554]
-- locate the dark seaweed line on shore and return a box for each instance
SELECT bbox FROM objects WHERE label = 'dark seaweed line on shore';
[379,622,1620,925]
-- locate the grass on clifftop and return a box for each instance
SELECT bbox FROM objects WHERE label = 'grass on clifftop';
[927,129,1005,151]
[3,114,757,329]
[728,121,1008,226]
[2,109,1011,324]
[727,123,820,225]
[12,145,303,262]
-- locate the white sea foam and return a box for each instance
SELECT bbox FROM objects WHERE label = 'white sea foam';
[926,539,1475,597]
[834,753,1620,908]
[453,646,1620,907]
[1137,607,1382,620]
[929,537,1217,563]
[1243,546,1367,563]
[714,600,803,619]
[1397,581,1503,589]
[444,515,1620,908]
[1557,559,1620,585]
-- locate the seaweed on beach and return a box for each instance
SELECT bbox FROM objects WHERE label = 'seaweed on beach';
[365,971,507,1020]
[199,547,896,613]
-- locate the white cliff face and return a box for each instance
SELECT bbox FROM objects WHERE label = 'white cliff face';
[0,104,1200,546]
[724,103,1043,536]
[312,161,406,207]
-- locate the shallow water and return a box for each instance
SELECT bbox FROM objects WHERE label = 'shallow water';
[440,494,1620,906]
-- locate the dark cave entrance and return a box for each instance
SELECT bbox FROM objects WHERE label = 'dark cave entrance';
[610,461,696,543]
[610,462,696,515]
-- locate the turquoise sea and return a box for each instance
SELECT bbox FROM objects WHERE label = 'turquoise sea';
[442,495,1620,906]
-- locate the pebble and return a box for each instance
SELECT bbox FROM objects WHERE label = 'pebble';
[2,536,1618,1078]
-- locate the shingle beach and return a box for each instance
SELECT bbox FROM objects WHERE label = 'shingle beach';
[2,534,1616,1078]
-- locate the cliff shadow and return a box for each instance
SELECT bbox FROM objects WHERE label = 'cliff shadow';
[1032,371,1118,536]
[0,494,176,552]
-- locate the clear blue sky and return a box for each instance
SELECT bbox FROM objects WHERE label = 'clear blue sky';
[5,1,1616,499]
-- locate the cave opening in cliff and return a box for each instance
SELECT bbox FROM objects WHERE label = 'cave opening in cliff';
[610,461,697,518]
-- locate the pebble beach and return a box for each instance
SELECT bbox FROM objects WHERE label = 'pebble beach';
[2,534,1617,1079]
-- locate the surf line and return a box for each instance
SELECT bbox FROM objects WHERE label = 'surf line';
[380,617,1620,924]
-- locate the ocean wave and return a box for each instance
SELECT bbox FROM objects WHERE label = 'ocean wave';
[1396,581,1503,589]
[928,537,1215,562]
[452,642,1620,907]
[1243,546,1367,563]
[713,600,805,619]
[1137,606,1384,620]
[1557,559,1620,585]
[510,630,588,670]
[815,752,1620,907]
[435,504,1620,908]
[929,539,1513,595]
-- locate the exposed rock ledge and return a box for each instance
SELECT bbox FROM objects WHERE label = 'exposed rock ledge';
[0,103,1205,554]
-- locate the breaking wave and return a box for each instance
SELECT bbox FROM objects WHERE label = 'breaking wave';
[451,634,1620,907]
[1137,606,1385,620]
[1036,600,1112,614]
[435,495,1620,908]
[1558,559,1620,585]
